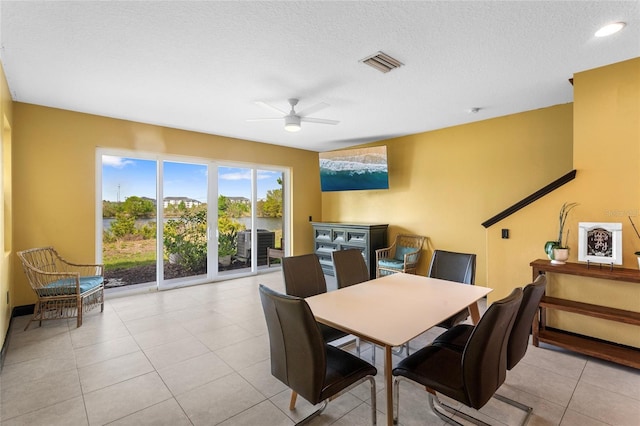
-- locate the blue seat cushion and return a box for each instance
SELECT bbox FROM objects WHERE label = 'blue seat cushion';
[40,276,104,296]
[394,246,416,261]
[378,258,405,270]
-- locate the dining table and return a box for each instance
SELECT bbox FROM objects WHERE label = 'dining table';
[306,272,492,426]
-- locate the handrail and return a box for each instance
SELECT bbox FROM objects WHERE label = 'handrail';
[481,170,577,228]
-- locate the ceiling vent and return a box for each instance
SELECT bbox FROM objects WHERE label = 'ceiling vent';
[360,51,403,73]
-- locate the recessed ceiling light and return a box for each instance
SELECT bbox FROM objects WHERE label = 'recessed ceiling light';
[595,22,626,37]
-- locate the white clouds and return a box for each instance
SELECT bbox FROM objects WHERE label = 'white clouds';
[102,155,135,168]
[219,171,251,181]
[219,170,279,181]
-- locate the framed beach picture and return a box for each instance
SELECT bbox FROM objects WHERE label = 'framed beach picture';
[319,145,389,192]
[578,222,622,265]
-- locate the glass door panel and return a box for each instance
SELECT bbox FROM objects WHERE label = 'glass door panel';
[100,152,289,290]
[101,155,158,290]
[218,166,252,275]
[257,170,284,266]
[161,161,209,286]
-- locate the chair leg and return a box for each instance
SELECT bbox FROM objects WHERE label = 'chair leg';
[393,377,400,425]
[368,376,377,425]
[293,400,328,425]
[24,302,40,331]
[430,393,494,426]
[427,393,465,425]
[395,377,494,426]
[289,391,298,410]
[494,393,533,426]
[438,391,533,426]
[296,375,376,425]
[391,343,409,356]
[77,298,83,328]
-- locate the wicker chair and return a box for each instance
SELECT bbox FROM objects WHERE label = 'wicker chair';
[17,247,105,330]
[375,234,426,277]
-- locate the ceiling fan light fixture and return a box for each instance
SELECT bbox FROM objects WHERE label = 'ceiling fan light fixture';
[284,115,301,132]
[595,22,626,37]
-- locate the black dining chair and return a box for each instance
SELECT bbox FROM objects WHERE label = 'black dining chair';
[400,249,476,356]
[282,253,350,344]
[392,287,522,425]
[428,249,477,329]
[282,253,353,409]
[332,248,369,289]
[259,285,378,425]
[331,249,374,361]
[431,274,547,424]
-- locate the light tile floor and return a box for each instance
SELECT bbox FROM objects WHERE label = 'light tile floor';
[1,270,639,425]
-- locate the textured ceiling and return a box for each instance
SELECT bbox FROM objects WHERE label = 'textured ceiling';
[1,1,638,152]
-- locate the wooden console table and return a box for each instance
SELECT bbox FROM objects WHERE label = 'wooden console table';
[530,259,640,369]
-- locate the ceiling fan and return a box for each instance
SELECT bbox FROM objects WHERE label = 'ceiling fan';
[248,98,339,132]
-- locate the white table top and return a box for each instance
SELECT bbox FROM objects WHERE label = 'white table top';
[306,272,492,347]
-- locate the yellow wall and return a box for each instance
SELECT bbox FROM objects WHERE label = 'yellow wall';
[322,103,574,286]
[4,58,638,352]
[486,58,640,347]
[12,104,322,307]
[1,61,14,349]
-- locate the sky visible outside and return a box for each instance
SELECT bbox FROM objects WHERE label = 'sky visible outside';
[102,155,282,202]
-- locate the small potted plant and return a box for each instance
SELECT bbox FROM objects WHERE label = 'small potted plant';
[545,202,578,265]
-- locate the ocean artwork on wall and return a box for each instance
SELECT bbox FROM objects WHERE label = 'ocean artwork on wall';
[319,146,389,192]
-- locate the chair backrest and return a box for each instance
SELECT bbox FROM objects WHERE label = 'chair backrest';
[259,284,326,404]
[462,287,522,409]
[332,249,369,288]
[507,274,547,369]
[282,254,327,298]
[18,247,60,272]
[17,247,64,290]
[393,234,426,261]
[428,250,476,285]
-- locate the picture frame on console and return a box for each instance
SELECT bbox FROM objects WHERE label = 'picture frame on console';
[578,222,622,265]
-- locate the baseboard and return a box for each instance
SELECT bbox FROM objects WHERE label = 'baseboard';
[12,304,35,317]
[1,304,35,372]
[0,316,10,372]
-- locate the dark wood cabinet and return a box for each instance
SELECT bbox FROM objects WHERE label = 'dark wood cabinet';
[311,222,388,278]
[530,259,640,369]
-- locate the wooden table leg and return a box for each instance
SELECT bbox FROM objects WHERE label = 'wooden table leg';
[468,301,481,325]
[385,345,393,426]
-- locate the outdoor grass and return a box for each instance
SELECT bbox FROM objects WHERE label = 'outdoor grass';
[103,239,157,271]
[103,227,283,271]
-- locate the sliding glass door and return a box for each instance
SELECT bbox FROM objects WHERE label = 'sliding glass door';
[162,161,208,286]
[257,169,284,261]
[101,156,158,290]
[98,150,287,291]
[217,166,252,275]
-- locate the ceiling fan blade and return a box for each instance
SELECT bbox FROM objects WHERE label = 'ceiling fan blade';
[300,117,340,125]
[254,101,287,115]
[246,118,284,122]
[297,102,330,117]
